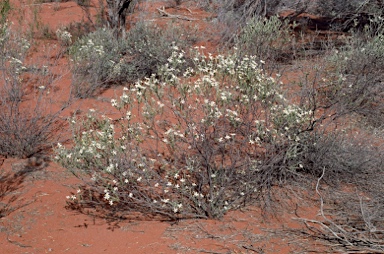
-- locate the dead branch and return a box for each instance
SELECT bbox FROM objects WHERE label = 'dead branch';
[156,6,198,21]
[292,167,384,253]
[316,167,354,246]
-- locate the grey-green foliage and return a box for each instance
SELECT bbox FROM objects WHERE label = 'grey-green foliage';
[324,26,384,127]
[0,0,10,43]
[235,16,291,62]
[0,0,10,24]
[316,0,383,18]
[316,0,362,17]
[70,22,197,98]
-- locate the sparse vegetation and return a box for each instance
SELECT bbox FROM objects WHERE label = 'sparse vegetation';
[1,0,383,252]
[322,27,384,127]
[0,18,67,158]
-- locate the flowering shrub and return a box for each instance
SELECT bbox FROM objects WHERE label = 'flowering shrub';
[56,47,315,219]
[69,23,196,98]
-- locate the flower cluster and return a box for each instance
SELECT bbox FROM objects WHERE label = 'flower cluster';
[8,56,27,74]
[56,28,72,46]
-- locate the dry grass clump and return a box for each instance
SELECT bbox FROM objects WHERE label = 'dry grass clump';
[0,18,67,158]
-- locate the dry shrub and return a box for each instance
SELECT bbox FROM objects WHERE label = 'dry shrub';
[321,26,384,128]
[0,22,68,158]
[296,133,384,253]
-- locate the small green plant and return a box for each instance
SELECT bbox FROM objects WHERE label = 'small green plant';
[56,46,316,220]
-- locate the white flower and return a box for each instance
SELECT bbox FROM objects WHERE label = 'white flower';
[111,99,118,107]
[126,111,131,120]
[137,177,142,182]
[109,200,113,205]
[106,164,114,172]
[157,101,164,108]
[121,93,129,103]
[129,193,133,198]
[124,179,128,183]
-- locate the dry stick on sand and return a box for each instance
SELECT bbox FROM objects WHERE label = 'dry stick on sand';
[293,168,384,253]
[156,6,198,21]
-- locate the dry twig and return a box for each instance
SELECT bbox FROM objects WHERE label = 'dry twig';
[157,6,198,21]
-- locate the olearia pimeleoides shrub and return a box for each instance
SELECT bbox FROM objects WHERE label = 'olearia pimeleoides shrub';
[55,46,315,220]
